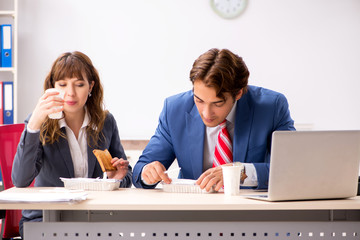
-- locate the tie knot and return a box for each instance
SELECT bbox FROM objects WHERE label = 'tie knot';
[219,119,227,129]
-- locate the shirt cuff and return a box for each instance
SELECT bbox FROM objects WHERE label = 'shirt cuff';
[241,163,258,187]
[140,164,157,186]
[27,125,40,133]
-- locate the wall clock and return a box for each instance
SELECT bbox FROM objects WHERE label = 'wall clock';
[210,0,248,19]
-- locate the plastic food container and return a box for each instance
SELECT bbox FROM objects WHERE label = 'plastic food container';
[60,178,121,191]
[161,179,216,194]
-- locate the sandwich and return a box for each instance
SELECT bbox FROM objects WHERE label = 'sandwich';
[93,149,117,172]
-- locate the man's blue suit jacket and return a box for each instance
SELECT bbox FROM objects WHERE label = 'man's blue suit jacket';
[133,85,295,189]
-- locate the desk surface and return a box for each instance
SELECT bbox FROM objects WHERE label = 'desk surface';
[0,187,359,211]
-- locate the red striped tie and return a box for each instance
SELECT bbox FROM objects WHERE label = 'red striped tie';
[213,120,233,167]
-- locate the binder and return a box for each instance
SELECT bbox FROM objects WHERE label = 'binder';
[0,81,3,124]
[0,25,12,68]
[3,81,13,124]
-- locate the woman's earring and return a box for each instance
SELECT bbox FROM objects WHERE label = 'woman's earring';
[88,92,92,97]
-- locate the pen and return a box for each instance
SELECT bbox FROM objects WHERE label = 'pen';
[164,167,181,174]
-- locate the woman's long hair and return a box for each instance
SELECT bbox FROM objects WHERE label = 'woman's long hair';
[40,51,107,147]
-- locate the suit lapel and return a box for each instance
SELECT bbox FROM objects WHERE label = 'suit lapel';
[57,128,75,177]
[186,105,205,179]
[233,93,253,163]
[87,142,97,178]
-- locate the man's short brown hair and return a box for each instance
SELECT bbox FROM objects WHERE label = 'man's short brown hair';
[190,48,250,101]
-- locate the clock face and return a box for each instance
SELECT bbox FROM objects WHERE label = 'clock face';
[211,0,248,19]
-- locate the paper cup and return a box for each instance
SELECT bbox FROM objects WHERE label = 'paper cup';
[45,88,64,119]
[222,165,241,196]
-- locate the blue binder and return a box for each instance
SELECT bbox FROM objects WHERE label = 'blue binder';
[0,25,12,68]
[3,81,13,124]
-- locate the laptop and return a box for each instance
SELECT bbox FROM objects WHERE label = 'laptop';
[247,130,360,201]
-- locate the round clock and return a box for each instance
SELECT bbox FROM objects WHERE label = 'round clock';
[210,0,248,19]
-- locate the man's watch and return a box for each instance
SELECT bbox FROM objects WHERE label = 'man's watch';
[240,165,248,185]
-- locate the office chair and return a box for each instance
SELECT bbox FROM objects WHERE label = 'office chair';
[0,123,25,239]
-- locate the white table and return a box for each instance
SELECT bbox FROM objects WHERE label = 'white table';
[0,187,359,240]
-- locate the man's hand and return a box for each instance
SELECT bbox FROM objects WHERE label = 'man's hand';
[196,166,223,192]
[141,161,171,185]
[196,163,233,192]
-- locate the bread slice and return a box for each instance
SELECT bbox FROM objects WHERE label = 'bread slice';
[93,149,116,172]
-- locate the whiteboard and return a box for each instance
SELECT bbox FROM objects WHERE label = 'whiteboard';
[16,0,360,139]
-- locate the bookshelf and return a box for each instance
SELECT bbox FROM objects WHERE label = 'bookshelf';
[0,0,17,124]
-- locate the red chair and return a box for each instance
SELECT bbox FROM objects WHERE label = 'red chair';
[0,123,25,239]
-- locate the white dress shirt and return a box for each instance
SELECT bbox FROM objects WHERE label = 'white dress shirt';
[58,112,90,178]
[203,102,258,187]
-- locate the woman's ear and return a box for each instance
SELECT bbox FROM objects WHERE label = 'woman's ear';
[89,81,95,92]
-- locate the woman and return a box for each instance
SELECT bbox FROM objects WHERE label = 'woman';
[11,51,132,237]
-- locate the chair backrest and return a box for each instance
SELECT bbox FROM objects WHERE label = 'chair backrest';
[0,123,25,238]
[0,123,25,189]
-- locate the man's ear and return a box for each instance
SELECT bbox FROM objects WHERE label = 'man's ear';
[235,89,243,101]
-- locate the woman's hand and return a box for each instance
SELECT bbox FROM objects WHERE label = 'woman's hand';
[28,90,64,130]
[106,158,129,180]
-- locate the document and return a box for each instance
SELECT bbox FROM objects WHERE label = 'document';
[0,188,87,203]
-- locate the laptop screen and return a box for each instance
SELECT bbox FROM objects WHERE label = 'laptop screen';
[267,130,360,201]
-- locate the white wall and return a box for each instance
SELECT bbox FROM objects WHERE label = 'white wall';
[17,0,360,139]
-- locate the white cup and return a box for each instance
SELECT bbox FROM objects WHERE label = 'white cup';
[222,165,241,196]
[45,88,65,119]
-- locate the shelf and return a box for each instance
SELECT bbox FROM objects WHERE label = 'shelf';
[0,0,17,124]
[0,11,15,17]
[0,67,15,72]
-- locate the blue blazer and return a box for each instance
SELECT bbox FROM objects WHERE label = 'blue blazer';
[12,112,132,220]
[133,86,295,189]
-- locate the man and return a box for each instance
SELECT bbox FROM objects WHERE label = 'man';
[133,48,295,191]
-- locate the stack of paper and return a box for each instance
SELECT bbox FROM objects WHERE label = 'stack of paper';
[0,188,87,203]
